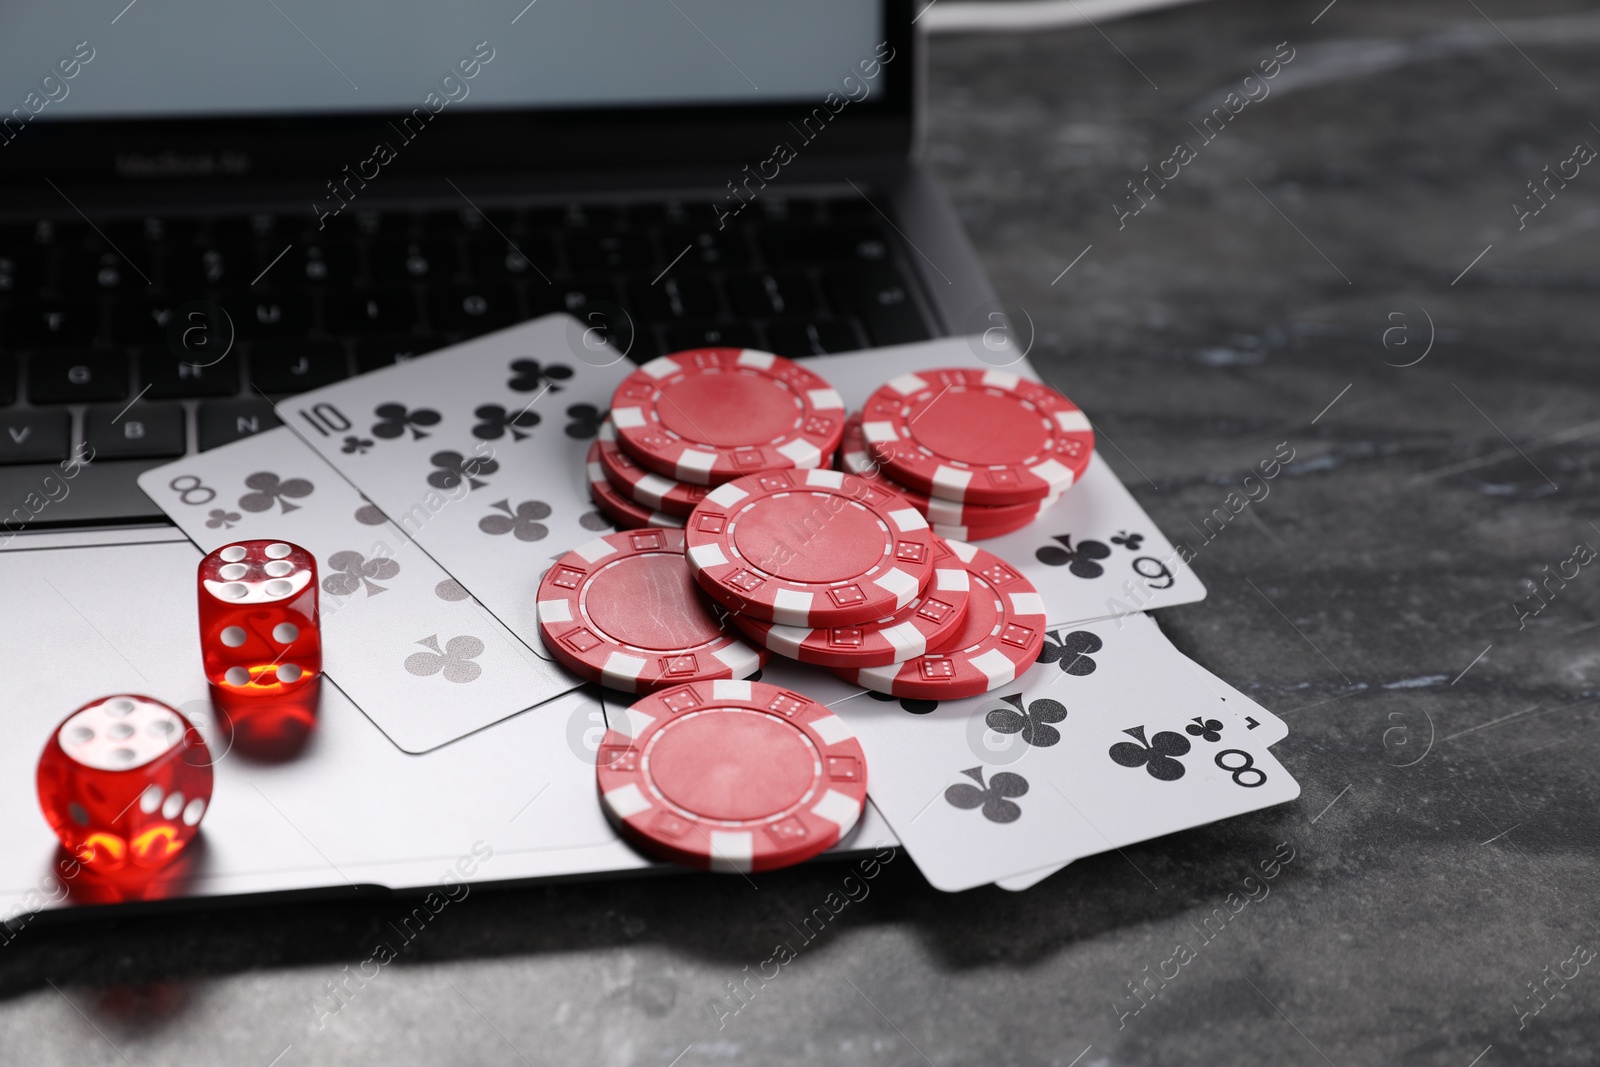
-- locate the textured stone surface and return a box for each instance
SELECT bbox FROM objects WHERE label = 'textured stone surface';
[5,1,1600,1063]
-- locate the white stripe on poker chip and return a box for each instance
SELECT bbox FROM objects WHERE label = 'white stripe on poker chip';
[855,663,895,690]
[757,623,810,658]
[981,369,1021,390]
[873,567,920,607]
[842,448,872,473]
[944,538,978,563]
[575,538,618,563]
[935,567,970,591]
[706,481,749,508]
[925,497,965,525]
[771,588,815,626]
[1028,457,1074,491]
[807,388,844,411]
[586,461,608,485]
[736,349,776,370]
[676,449,718,481]
[933,523,971,540]
[602,652,648,689]
[641,356,678,379]
[712,642,763,678]
[809,713,855,745]
[599,420,617,441]
[887,507,928,532]
[969,648,1018,688]
[805,467,845,489]
[888,373,925,396]
[862,420,896,445]
[536,599,573,623]
[709,830,755,873]
[603,783,652,819]
[931,466,973,499]
[812,788,863,832]
[713,678,753,700]
[882,621,927,659]
[612,406,646,429]
[687,542,728,570]
[1055,409,1092,433]
[778,438,822,468]
[616,706,657,739]
[634,472,677,508]
[1010,592,1046,617]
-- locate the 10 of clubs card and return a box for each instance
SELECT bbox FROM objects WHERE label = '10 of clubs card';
[830,613,1298,892]
[279,315,630,660]
[140,427,582,753]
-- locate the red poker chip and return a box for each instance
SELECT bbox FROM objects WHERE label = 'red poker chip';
[730,565,970,668]
[587,443,684,530]
[596,418,708,517]
[861,368,1094,506]
[685,467,937,627]
[595,678,868,873]
[839,412,1059,533]
[834,539,1046,699]
[537,528,764,693]
[609,348,846,485]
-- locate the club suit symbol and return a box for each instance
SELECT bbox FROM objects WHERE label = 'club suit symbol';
[322,550,400,597]
[1109,725,1190,781]
[1035,534,1112,578]
[238,471,313,514]
[372,403,441,441]
[404,635,484,683]
[1038,629,1101,676]
[986,694,1067,748]
[945,766,1029,824]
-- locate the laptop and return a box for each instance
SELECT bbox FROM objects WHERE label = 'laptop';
[0,0,1000,917]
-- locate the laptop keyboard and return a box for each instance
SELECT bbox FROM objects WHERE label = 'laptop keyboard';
[0,193,932,523]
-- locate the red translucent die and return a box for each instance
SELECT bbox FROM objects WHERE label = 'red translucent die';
[198,540,322,737]
[36,695,214,872]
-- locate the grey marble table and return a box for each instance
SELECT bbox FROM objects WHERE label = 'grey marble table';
[5,1,1600,1063]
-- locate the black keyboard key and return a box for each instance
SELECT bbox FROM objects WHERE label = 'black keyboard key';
[372,238,459,283]
[4,299,100,349]
[111,298,182,346]
[0,409,70,464]
[163,245,242,291]
[825,267,930,347]
[727,270,819,318]
[214,213,302,245]
[427,284,520,332]
[198,397,281,451]
[59,247,149,292]
[319,209,397,240]
[228,292,314,338]
[758,223,890,267]
[659,225,749,269]
[662,322,760,350]
[0,220,86,248]
[0,249,47,294]
[566,231,650,273]
[29,351,130,403]
[249,339,347,394]
[628,201,717,228]
[0,354,14,405]
[526,278,622,317]
[629,272,720,321]
[825,196,880,221]
[279,240,359,285]
[84,402,186,458]
[527,203,618,230]
[766,317,863,357]
[423,207,519,235]
[756,197,818,224]
[325,288,418,334]
[466,234,555,280]
[141,347,239,399]
[106,216,198,248]
[355,334,447,372]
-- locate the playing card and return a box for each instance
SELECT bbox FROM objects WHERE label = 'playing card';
[993,656,1287,891]
[831,613,1299,892]
[138,427,582,753]
[804,338,1207,627]
[279,314,629,662]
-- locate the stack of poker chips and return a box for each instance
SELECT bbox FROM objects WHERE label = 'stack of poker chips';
[838,369,1094,541]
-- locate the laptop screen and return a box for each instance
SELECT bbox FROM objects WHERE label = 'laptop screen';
[2,0,886,122]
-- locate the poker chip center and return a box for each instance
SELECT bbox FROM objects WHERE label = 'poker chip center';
[910,390,1049,465]
[658,374,797,447]
[648,710,816,821]
[732,493,885,582]
[586,554,725,651]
